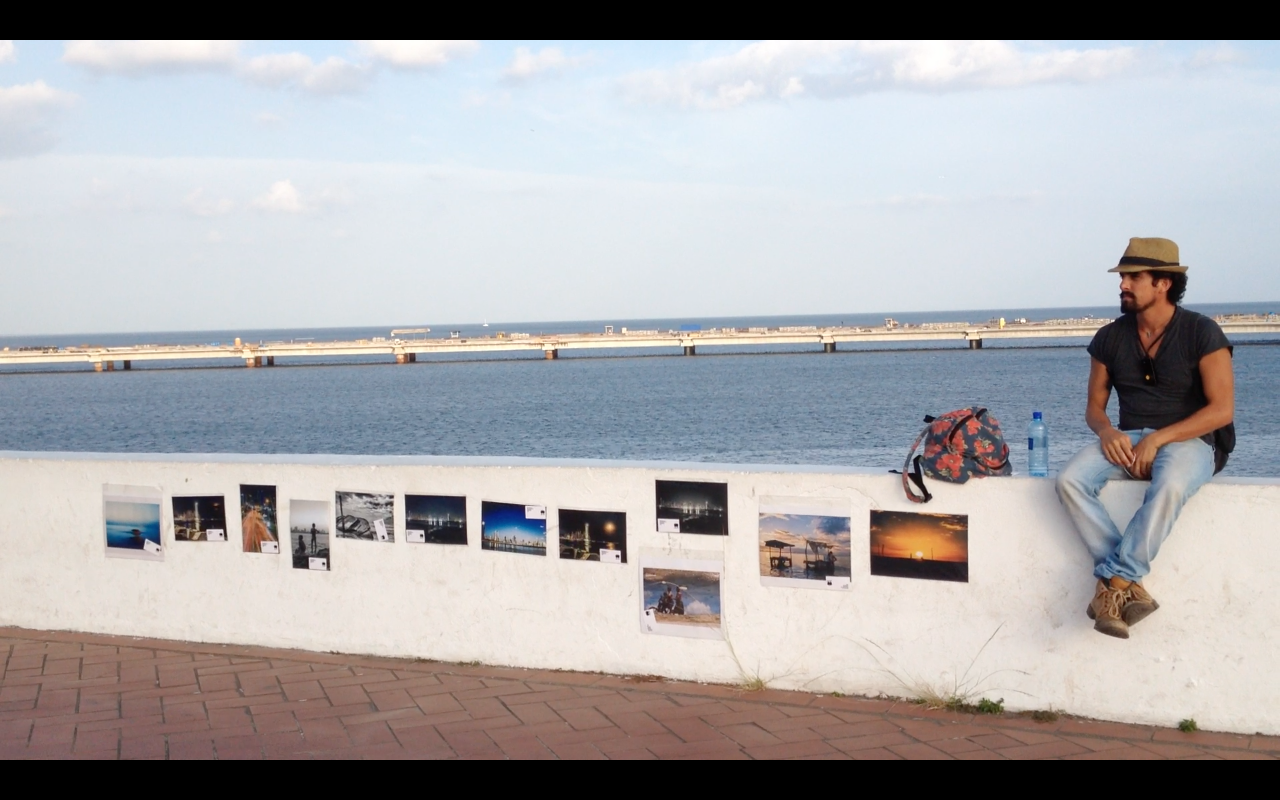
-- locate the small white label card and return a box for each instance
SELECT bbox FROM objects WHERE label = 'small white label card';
[309,557,328,571]
[600,548,622,563]
[826,576,851,589]
[407,528,426,543]
[643,608,658,632]
[525,505,547,520]
[260,541,280,554]
[143,539,162,555]
[206,529,225,542]
[374,519,389,542]
[657,518,681,533]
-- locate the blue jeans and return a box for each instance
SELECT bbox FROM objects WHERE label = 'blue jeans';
[1055,429,1215,583]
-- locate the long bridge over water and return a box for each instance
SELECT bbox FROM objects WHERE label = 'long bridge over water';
[4,316,1279,372]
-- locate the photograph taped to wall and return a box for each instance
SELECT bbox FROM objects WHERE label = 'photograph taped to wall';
[290,500,331,571]
[655,480,728,535]
[639,556,723,640]
[104,484,163,561]
[171,495,228,542]
[335,491,395,542]
[870,510,969,583]
[404,494,467,545]
[558,508,627,563]
[240,484,279,554]
[758,497,851,589]
[481,501,546,556]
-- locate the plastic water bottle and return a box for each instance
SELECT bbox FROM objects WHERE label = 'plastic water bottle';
[1027,411,1049,477]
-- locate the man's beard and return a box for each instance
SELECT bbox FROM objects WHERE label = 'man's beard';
[1119,292,1149,314]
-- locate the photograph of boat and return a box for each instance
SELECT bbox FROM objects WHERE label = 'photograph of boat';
[758,511,851,586]
[335,491,394,542]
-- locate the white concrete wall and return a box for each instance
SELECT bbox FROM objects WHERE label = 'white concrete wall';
[1,451,1276,734]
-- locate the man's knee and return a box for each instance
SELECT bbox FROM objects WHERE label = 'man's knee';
[1055,460,1095,503]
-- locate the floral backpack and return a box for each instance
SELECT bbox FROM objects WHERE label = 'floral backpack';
[901,407,1012,503]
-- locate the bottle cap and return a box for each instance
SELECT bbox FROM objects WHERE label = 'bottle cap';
[1033,411,1043,420]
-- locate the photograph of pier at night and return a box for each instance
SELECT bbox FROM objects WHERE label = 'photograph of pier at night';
[171,495,226,542]
[558,508,627,562]
[869,510,969,583]
[405,494,468,545]
[655,480,728,535]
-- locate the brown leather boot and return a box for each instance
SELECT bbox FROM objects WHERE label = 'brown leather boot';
[1123,582,1160,626]
[1087,579,1129,639]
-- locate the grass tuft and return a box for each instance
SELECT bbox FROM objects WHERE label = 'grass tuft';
[1178,718,1199,733]
[1028,709,1060,723]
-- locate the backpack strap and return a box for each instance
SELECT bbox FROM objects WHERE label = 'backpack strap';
[902,422,934,503]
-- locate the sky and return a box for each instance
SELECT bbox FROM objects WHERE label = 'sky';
[2,40,1279,336]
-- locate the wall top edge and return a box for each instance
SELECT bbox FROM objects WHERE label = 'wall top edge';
[2,450,1277,486]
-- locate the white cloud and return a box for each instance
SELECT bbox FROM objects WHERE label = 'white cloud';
[240,53,371,95]
[621,40,1139,109]
[0,80,77,158]
[183,188,234,217]
[356,40,478,68]
[683,599,714,616]
[250,180,349,214]
[0,41,14,64]
[252,179,308,213]
[504,47,586,81]
[0,204,13,218]
[256,111,284,126]
[62,40,239,75]
[1188,44,1247,70]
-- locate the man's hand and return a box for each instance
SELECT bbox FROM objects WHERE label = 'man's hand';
[1098,427,1136,470]
[1129,433,1165,479]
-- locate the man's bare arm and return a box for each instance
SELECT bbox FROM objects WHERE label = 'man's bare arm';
[1087,357,1134,467]
[1128,348,1234,478]
[1148,348,1235,445]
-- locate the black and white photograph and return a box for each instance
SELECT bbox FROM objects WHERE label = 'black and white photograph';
[335,491,395,542]
[655,479,728,535]
[290,499,331,571]
[405,494,468,545]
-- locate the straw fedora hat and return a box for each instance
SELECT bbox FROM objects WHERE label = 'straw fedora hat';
[1108,237,1189,273]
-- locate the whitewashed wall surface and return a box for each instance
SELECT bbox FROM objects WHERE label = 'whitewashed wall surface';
[0,451,1276,734]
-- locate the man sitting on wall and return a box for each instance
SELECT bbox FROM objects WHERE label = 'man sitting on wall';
[1056,238,1234,639]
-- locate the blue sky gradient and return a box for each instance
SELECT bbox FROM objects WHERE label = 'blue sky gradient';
[2,40,1278,335]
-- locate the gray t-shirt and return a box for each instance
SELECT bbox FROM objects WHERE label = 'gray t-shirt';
[1087,308,1231,432]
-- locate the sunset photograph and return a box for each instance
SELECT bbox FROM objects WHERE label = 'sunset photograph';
[869,510,968,583]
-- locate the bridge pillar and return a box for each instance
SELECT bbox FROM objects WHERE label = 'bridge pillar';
[105,361,115,371]
[823,342,837,353]
[265,356,274,366]
[683,345,696,356]
[969,338,983,350]
[123,360,132,370]
[544,349,558,360]
[93,362,103,372]
[245,357,257,368]
[395,353,407,364]
[407,353,416,363]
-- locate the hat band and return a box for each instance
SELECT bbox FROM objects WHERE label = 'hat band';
[1118,256,1180,268]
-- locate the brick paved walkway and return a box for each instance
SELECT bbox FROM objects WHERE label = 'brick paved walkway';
[2,627,1274,760]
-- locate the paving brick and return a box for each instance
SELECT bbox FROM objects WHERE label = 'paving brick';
[998,740,1091,760]
[745,739,840,760]
[558,706,616,731]
[886,742,955,760]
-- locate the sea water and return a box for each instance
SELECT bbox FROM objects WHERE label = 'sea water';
[2,305,1278,477]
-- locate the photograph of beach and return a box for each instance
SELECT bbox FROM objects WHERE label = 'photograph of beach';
[870,510,969,583]
[103,485,163,561]
[171,495,226,542]
[481,501,547,556]
[558,508,627,562]
[335,491,394,542]
[290,499,331,571]
[758,505,851,587]
[655,480,728,535]
[640,559,722,639]
[240,484,279,554]
[405,494,468,545]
